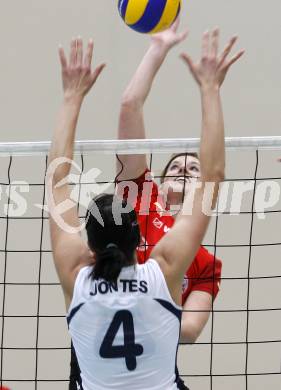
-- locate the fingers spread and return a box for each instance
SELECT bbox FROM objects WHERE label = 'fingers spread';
[218,36,238,67]
[177,28,189,43]
[58,46,67,70]
[171,16,180,32]
[226,49,245,69]
[77,37,83,67]
[210,28,219,58]
[202,31,210,59]
[91,63,106,84]
[84,39,94,68]
[70,38,77,67]
[180,53,195,72]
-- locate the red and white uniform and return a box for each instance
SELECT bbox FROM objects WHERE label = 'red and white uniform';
[120,169,222,304]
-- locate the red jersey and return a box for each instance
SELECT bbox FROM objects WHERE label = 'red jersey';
[118,169,222,304]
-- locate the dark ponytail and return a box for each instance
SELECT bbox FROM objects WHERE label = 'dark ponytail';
[92,245,127,283]
[85,194,140,283]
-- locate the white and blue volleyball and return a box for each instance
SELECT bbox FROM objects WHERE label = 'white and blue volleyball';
[118,0,182,34]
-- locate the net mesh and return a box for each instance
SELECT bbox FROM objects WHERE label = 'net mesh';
[0,139,281,390]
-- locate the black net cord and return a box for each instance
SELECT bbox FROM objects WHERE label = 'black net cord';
[0,156,12,387]
[245,149,259,389]
[34,156,48,390]
[1,175,281,188]
[209,188,220,390]
[115,153,155,261]
[144,154,153,261]
[77,154,85,218]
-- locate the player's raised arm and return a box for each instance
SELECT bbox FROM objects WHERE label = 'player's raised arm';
[47,37,105,305]
[152,29,244,304]
[117,19,188,181]
[181,29,244,204]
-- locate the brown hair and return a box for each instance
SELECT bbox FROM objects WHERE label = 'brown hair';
[160,152,199,183]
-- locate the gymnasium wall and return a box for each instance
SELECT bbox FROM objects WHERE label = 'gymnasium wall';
[0,0,280,142]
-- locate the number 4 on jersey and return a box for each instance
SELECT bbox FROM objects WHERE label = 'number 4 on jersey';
[100,310,143,371]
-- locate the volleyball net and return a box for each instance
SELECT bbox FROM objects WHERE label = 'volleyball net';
[0,137,281,390]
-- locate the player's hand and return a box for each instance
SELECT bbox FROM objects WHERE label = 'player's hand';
[59,37,106,101]
[150,17,188,51]
[180,28,244,89]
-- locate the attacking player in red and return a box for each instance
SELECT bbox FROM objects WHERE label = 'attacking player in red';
[116,21,243,390]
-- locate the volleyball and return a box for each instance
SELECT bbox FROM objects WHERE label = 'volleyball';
[118,0,182,34]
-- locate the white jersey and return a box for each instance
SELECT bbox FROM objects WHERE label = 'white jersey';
[67,259,183,390]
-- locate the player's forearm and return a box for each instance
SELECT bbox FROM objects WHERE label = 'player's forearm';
[180,322,200,344]
[118,45,168,144]
[49,96,83,185]
[117,46,167,176]
[199,86,225,183]
[180,291,212,343]
[121,44,168,108]
[180,313,209,344]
